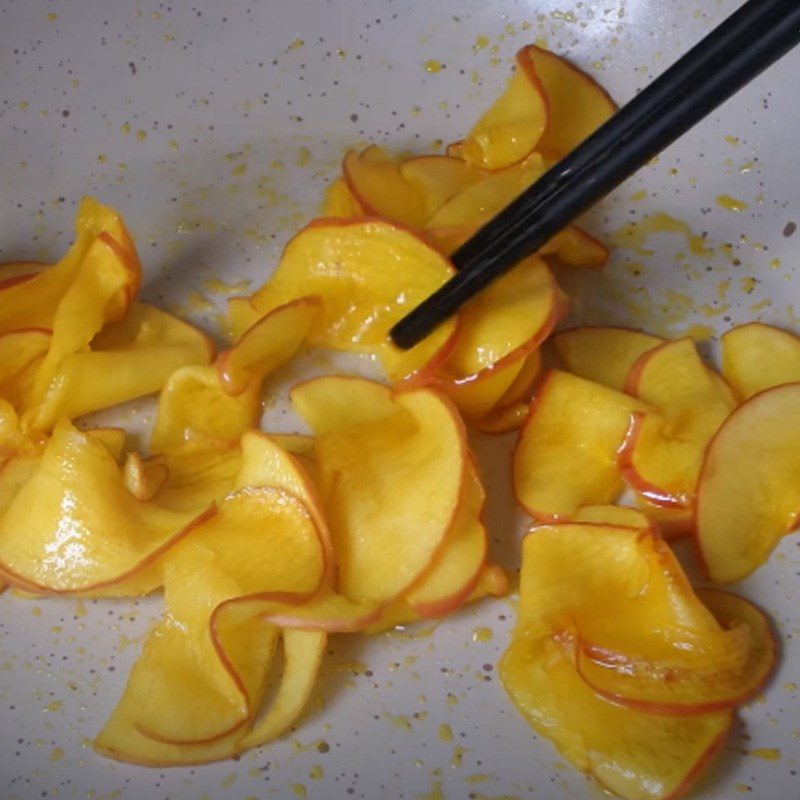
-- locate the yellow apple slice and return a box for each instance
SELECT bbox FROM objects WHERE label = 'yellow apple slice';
[522,45,616,159]
[0,419,213,594]
[227,296,262,342]
[553,326,662,392]
[461,53,548,170]
[621,339,734,508]
[249,218,457,384]
[696,381,800,582]
[400,155,485,217]
[570,504,650,528]
[513,370,647,520]
[721,322,800,399]
[291,376,466,603]
[320,177,364,217]
[217,296,320,396]
[473,350,542,434]
[0,328,52,410]
[0,260,45,290]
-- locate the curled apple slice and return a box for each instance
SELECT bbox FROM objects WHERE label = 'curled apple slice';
[553,326,662,392]
[721,322,800,399]
[249,218,457,383]
[621,338,734,508]
[513,370,647,520]
[473,350,542,434]
[461,51,548,170]
[0,420,213,595]
[291,376,466,603]
[0,329,52,410]
[320,177,364,217]
[696,381,800,582]
[400,155,485,217]
[227,296,262,342]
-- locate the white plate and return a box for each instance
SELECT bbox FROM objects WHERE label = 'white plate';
[2,1,799,798]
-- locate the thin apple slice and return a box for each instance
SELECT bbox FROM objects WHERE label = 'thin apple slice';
[217,296,319,396]
[501,523,733,800]
[343,145,429,227]
[249,218,457,384]
[522,45,616,159]
[400,155,485,217]
[570,504,650,528]
[696,381,800,582]
[633,494,693,540]
[320,177,364,217]
[0,261,46,289]
[0,420,214,595]
[473,350,542,434]
[0,328,52,410]
[513,370,648,520]
[553,326,662,392]
[227,296,262,342]
[577,588,777,715]
[538,225,609,268]
[621,339,734,508]
[721,322,800,399]
[291,376,466,603]
[461,52,548,170]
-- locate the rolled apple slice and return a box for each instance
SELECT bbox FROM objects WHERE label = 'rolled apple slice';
[217,296,320,396]
[522,45,616,160]
[461,51,548,170]
[291,376,466,604]
[249,218,457,384]
[721,322,800,399]
[500,523,735,800]
[0,420,214,595]
[620,338,734,508]
[696,381,800,582]
[553,326,662,392]
[27,303,215,430]
[513,370,648,520]
[435,256,564,420]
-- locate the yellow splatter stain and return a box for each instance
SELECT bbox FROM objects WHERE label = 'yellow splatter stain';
[309,764,324,780]
[770,258,782,270]
[203,277,251,295]
[17,100,29,111]
[44,700,62,712]
[136,129,147,142]
[220,773,237,788]
[45,13,57,21]
[97,153,107,164]
[739,161,754,174]
[472,627,493,643]
[744,747,781,760]
[473,34,490,52]
[424,59,444,73]
[466,774,491,784]
[717,279,731,300]
[336,48,347,58]
[231,162,247,177]
[698,303,730,318]
[31,606,42,617]
[717,194,749,213]
[390,714,413,732]
[290,784,308,799]
[735,787,751,795]
[416,780,444,800]
[289,38,305,51]
[438,723,453,742]
[551,9,578,22]
[74,600,87,618]
[785,682,797,691]
[610,213,712,258]
[630,189,647,202]
[295,147,312,167]
[446,692,459,709]
[120,122,131,135]
[739,277,758,294]
[724,135,740,146]
[169,139,179,152]
[750,298,771,312]
[49,747,64,762]
[452,745,467,767]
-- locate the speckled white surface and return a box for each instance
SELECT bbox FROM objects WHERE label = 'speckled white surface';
[1,1,800,799]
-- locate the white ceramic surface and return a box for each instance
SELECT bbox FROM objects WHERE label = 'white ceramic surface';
[2,1,800,798]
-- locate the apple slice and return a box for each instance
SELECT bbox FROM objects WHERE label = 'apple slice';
[0,261,46,290]
[0,419,214,595]
[0,328,52,410]
[570,504,650,528]
[633,493,693,540]
[217,296,319,396]
[621,338,734,508]
[538,226,609,268]
[123,452,169,501]
[513,370,648,520]
[400,155,485,217]
[461,52,548,170]
[249,218,457,384]
[721,322,800,399]
[320,177,364,217]
[578,587,776,715]
[291,376,466,603]
[696,381,800,582]
[522,45,616,159]
[227,296,262,342]
[473,350,542,434]
[553,326,662,392]
[501,523,733,800]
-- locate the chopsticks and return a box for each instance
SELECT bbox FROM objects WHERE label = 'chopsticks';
[390,0,800,350]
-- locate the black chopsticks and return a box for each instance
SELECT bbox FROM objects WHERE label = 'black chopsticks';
[390,0,800,350]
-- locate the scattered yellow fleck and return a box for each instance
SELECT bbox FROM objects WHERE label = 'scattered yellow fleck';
[186,291,215,312]
[269,159,285,170]
[724,135,740,146]
[793,731,800,739]
[231,162,247,177]
[466,774,491,784]
[505,23,517,36]
[391,714,413,732]
[74,600,87,618]
[630,190,647,202]
[136,129,147,142]
[411,105,421,116]
[698,303,729,318]
[430,138,444,151]
[736,786,752,795]
[71,78,80,88]
[17,100,29,111]
[169,139,179,152]
[97,153,107,163]
[785,682,797,691]
[446,692,459,709]
[535,35,549,48]
[438,723,453,742]
[521,20,532,31]
[452,745,467,767]
[49,747,64,762]
[717,194,749,213]
[289,38,305,51]
[203,277,251,295]
[739,161,754,174]
[471,70,481,85]
[295,146,312,167]
[438,101,448,111]
[163,33,175,42]
[416,779,444,800]
[336,48,347,58]
[744,747,781,761]
[490,57,502,67]
[739,277,758,294]
[551,9,578,22]
[472,627,493,643]
[50,625,62,633]
[770,258,782,270]
[473,34,490,52]
[682,324,715,341]
[44,700,63,712]
[120,122,131,135]
[220,773,237,788]
[611,213,712,258]
[424,59,444,73]
[31,606,42,617]
[717,279,731,300]
[309,764,324,780]
[290,784,308,799]
[45,13,57,21]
